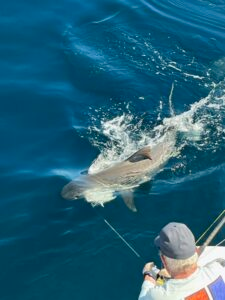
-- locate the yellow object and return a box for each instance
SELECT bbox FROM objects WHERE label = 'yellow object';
[156,277,165,285]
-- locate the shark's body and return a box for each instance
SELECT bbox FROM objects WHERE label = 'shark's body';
[61,131,176,211]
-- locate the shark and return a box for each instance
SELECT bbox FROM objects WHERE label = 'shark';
[61,131,176,211]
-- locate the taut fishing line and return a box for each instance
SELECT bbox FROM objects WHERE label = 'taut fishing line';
[91,204,143,260]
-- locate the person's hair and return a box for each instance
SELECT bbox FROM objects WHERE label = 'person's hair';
[162,252,198,276]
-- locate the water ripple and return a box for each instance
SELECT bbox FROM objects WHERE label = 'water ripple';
[141,0,225,36]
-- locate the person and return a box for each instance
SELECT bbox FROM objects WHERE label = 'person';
[138,222,225,300]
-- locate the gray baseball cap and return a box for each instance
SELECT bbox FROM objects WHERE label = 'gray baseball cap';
[154,222,196,259]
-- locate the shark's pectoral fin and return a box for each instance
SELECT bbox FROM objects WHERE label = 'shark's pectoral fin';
[121,190,137,212]
[126,146,152,163]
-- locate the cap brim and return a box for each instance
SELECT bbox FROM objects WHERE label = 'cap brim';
[154,235,160,248]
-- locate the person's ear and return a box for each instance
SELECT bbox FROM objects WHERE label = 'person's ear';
[161,254,167,268]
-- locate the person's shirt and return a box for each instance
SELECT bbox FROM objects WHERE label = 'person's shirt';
[138,260,225,300]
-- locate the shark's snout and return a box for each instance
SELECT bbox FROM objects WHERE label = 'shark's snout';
[61,181,84,200]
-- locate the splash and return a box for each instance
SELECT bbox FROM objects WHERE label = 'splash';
[88,80,225,175]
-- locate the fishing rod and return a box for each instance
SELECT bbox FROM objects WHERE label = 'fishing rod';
[198,212,225,256]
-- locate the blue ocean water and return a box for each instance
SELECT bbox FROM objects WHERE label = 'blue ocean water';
[0,0,225,299]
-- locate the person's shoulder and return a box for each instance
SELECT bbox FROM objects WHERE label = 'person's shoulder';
[202,258,225,276]
[204,258,225,269]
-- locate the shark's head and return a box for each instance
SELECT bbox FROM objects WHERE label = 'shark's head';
[61,180,85,200]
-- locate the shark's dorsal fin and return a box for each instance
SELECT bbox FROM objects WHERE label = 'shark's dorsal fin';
[121,190,137,212]
[126,146,152,163]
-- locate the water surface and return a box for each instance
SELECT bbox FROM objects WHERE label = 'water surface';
[0,0,225,299]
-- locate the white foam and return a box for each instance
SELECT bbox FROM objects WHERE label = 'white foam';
[88,80,225,175]
[84,189,115,205]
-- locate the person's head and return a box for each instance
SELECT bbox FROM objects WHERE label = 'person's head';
[154,222,198,277]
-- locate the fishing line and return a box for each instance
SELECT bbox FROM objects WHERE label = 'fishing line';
[198,214,225,256]
[103,218,141,258]
[91,204,142,260]
[196,210,225,245]
[216,238,225,247]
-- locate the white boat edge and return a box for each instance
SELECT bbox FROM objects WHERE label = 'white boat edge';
[198,246,225,266]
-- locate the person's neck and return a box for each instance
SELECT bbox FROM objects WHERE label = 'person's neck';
[172,265,198,279]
